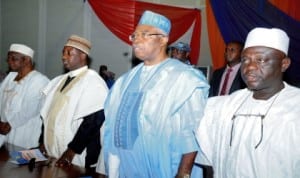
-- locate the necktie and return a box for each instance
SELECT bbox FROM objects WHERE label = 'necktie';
[60,76,75,92]
[220,68,232,95]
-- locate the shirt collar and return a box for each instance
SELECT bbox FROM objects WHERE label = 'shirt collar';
[227,62,241,70]
[68,66,88,77]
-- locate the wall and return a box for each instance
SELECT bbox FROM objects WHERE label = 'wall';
[0,0,211,79]
[1,0,40,72]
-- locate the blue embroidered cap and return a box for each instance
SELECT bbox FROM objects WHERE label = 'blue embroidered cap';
[170,42,191,52]
[138,10,171,35]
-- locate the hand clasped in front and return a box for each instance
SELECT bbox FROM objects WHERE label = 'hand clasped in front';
[55,148,75,167]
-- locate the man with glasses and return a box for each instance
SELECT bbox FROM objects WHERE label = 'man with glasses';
[196,27,300,178]
[102,10,209,178]
[209,41,246,96]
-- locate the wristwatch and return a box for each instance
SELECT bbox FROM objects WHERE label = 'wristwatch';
[183,174,190,178]
[176,173,190,178]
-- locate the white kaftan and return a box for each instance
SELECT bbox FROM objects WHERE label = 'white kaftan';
[196,83,300,178]
[0,71,49,148]
[40,66,108,167]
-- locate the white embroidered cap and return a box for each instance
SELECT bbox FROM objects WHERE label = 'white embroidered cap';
[244,27,289,55]
[9,44,34,58]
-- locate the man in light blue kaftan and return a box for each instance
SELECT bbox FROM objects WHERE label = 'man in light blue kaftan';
[103,10,209,178]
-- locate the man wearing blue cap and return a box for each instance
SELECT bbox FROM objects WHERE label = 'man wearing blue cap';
[170,42,191,64]
[102,10,209,178]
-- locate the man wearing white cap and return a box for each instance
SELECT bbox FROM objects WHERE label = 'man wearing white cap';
[0,44,49,148]
[102,10,209,178]
[196,27,300,177]
[40,35,108,168]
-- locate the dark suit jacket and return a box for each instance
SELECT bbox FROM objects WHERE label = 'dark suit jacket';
[209,66,246,97]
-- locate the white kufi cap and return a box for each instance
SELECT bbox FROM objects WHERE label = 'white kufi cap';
[9,44,34,58]
[244,27,289,55]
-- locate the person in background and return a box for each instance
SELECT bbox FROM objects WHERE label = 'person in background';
[0,44,49,148]
[39,35,108,168]
[102,10,209,178]
[170,41,191,64]
[99,65,115,89]
[196,27,300,178]
[209,41,246,96]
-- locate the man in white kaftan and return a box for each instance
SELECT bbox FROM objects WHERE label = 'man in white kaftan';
[197,84,300,178]
[196,28,300,178]
[40,35,108,168]
[103,11,209,178]
[0,44,49,148]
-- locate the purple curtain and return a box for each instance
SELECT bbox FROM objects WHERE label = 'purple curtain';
[211,0,300,86]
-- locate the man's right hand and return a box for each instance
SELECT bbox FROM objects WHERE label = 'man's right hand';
[39,143,48,156]
[0,121,11,135]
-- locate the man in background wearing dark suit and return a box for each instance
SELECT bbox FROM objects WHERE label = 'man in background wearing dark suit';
[209,41,246,96]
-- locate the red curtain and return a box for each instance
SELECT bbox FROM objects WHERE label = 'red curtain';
[206,0,300,70]
[88,0,201,65]
[269,0,300,21]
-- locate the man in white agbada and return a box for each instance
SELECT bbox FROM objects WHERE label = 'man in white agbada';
[101,10,209,178]
[40,35,108,168]
[196,27,300,178]
[0,44,49,148]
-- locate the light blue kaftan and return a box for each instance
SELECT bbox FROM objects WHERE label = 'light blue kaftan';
[103,59,209,177]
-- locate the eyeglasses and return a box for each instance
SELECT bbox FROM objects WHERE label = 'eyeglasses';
[230,114,265,149]
[129,32,166,42]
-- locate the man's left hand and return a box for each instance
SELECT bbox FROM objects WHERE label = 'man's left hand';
[55,148,76,167]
